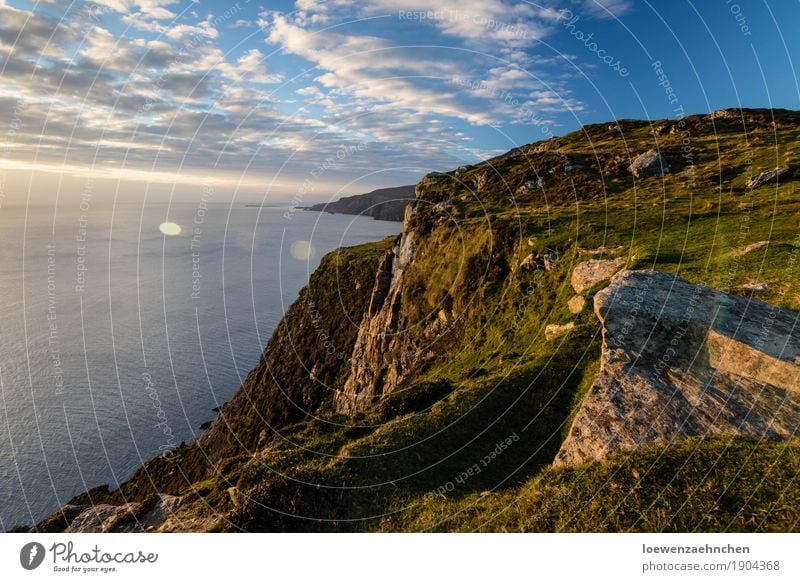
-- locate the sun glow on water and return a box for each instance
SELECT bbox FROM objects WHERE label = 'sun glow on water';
[159,222,182,236]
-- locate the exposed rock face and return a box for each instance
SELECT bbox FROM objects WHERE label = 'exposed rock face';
[47,495,182,533]
[746,166,789,189]
[335,205,417,414]
[570,257,627,293]
[629,149,670,178]
[555,270,800,467]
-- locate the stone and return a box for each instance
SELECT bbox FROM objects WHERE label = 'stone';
[746,166,789,189]
[543,248,560,271]
[473,171,489,190]
[567,295,587,314]
[711,108,740,119]
[517,178,544,195]
[554,270,800,467]
[577,245,625,257]
[570,256,627,293]
[59,494,183,532]
[519,253,540,270]
[545,322,575,340]
[740,281,770,292]
[629,149,670,179]
[730,240,770,257]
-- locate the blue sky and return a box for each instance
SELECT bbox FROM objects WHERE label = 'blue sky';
[1,0,798,202]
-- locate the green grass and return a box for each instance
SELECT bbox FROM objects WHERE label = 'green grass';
[382,436,800,532]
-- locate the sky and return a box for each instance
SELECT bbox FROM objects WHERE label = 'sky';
[0,0,799,204]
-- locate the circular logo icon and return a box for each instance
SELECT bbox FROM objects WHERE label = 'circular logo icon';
[20,542,46,570]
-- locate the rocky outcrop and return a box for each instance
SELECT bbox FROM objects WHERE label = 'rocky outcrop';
[335,205,418,414]
[746,167,789,189]
[41,495,182,533]
[629,149,670,178]
[555,270,800,467]
[570,257,627,293]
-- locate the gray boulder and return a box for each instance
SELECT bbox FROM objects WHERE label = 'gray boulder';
[555,270,800,467]
[629,149,670,178]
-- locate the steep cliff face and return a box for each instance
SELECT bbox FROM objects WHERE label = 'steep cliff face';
[335,205,418,413]
[197,239,395,460]
[555,270,800,466]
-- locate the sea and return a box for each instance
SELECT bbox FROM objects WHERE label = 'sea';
[0,202,400,529]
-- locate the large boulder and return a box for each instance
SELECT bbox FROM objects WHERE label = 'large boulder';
[570,257,627,293]
[555,270,800,467]
[629,149,670,178]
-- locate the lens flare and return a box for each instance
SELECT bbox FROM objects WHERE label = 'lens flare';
[159,222,182,236]
[290,240,315,261]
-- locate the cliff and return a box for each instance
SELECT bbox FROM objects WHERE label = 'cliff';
[34,108,800,532]
[306,185,416,221]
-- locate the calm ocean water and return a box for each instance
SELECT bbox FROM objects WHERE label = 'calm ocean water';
[0,202,400,529]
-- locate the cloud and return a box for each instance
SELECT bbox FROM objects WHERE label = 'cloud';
[579,0,632,19]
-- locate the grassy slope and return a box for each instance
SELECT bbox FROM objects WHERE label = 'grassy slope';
[104,110,800,531]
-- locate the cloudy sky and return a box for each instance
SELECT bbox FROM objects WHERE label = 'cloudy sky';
[1,0,798,203]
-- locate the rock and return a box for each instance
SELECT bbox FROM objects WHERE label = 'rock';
[336,226,419,414]
[520,248,560,272]
[570,257,627,293]
[577,245,625,257]
[519,253,540,270]
[473,171,489,190]
[545,322,575,340]
[200,420,212,430]
[746,166,789,189]
[740,281,770,292]
[543,248,560,271]
[65,503,139,533]
[56,494,183,532]
[227,487,244,509]
[567,295,587,314]
[629,149,670,179]
[554,270,800,467]
[730,240,770,257]
[517,178,543,195]
[711,108,741,119]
